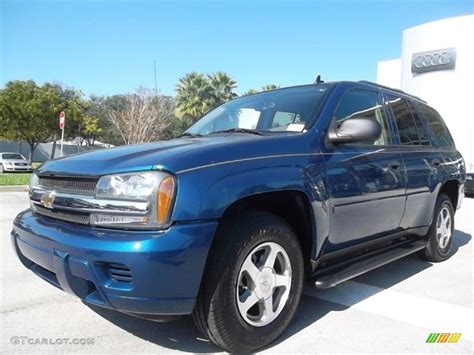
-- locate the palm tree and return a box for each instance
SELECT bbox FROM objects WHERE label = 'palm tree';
[261,84,279,91]
[175,72,214,121]
[242,89,258,96]
[208,71,237,106]
[176,71,238,122]
[242,85,280,97]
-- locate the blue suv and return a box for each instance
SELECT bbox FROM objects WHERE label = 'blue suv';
[11,81,465,352]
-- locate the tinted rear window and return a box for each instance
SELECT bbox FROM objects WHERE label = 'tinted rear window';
[386,95,424,145]
[419,104,454,147]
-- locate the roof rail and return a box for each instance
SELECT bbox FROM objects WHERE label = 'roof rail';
[358,80,426,103]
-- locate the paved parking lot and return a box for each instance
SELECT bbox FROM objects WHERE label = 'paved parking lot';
[1,190,473,353]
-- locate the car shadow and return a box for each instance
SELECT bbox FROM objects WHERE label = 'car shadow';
[268,229,472,349]
[87,229,471,353]
[86,305,222,353]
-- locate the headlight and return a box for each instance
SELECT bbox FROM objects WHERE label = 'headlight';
[92,171,176,229]
[29,173,39,190]
[5,161,13,166]
[96,172,160,200]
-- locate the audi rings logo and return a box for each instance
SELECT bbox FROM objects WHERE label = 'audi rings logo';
[411,48,456,74]
[414,52,451,68]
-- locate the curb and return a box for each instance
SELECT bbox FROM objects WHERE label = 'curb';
[0,185,29,192]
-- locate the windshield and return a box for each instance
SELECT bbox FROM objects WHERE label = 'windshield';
[186,85,331,136]
[2,153,24,160]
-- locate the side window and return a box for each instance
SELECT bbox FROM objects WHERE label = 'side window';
[408,102,430,145]
[334,89,392,145]
[386,95,422,145]
[420,104,454,147]
[271,111,302,128]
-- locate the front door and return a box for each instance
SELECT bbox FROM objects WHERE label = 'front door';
[322,88,406,247]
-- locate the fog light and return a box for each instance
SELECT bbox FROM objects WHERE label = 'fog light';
[90,214,148,226]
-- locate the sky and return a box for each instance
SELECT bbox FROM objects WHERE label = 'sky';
[1,0,473,97]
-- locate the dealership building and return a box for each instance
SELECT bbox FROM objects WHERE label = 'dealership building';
[377,15,474,172]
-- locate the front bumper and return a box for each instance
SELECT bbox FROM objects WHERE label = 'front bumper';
[11,210,217,315]
[3,166,32,172]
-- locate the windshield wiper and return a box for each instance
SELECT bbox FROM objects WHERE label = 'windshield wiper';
[177,132,203,138]
[209,128,263,136]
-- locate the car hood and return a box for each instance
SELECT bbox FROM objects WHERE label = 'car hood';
[36,134,308,177]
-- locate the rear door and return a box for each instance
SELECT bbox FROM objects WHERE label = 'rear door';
[385,94,443,229]
[323,87,406,246]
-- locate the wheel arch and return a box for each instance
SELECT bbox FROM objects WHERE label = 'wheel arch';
[214,189,316,276]
[439,179,460,210]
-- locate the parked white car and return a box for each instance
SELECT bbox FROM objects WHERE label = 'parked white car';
[0,152,32,173]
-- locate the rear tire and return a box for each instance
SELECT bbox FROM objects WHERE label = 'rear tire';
[193,211,304,352]
[418,193,454,262]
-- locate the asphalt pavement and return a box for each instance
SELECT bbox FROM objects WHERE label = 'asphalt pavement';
[1,190,473,353]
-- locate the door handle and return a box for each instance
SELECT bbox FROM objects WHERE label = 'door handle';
[388,160,400,171]
[432,159,441,167]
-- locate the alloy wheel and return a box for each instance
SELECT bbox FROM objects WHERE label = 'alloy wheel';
[236,241,292,327]
[436,205,452,249]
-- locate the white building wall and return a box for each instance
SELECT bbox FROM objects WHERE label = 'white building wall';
[377,59,401,89]
[377,15,474,171]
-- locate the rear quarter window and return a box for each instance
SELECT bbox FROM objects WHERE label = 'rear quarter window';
[419,104,455,148]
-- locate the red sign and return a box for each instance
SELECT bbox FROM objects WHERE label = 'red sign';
[59,111,65,129]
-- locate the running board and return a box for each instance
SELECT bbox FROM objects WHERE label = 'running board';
[314,241,426,289]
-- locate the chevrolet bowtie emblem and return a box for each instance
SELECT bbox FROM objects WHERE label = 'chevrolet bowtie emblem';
[41,192,56,209]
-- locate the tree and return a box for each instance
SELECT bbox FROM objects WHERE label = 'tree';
[44,84,103,156]
[242,88,258,96]
[175,71,238,122]
[261,84,280,91]
[208,71,237,106]
[242,84,280,96]
[0,80,62,162]
[80,114,102,146]
[89,95,123,146]
[161,115,192,140]
[175,72,214,122]
[106,88,175,145]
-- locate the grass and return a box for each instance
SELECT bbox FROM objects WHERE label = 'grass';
[0,173,32,186]
[0,162,42,186]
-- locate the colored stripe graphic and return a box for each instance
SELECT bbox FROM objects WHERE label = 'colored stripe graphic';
[448,333,462,343]
[438,333,450,343]
[426,333,439,343]
[426,333,462,343]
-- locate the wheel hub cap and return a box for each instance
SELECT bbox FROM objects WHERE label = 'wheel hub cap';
[236,241,292,327]
[436,206,452,249]
[255,268,275,299]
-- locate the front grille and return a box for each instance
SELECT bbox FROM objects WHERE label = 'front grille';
[107,263,133,283]
[38,176,98,195]
[15,163,27,166]
[32,204,90,225]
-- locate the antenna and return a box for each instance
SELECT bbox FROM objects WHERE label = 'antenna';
[314,75,324,84]
[153,60,158,95]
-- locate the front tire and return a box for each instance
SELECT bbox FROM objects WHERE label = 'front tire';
[193,212,304,352]
[418,193,455,262]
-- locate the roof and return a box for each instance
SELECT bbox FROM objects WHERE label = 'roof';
[241,80,427,103]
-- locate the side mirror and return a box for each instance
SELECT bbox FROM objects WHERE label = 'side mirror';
[328,117,382,144]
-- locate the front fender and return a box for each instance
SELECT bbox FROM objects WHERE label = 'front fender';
[206,166,314,219]
[172,164,315,221]
[170,152,331,261]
